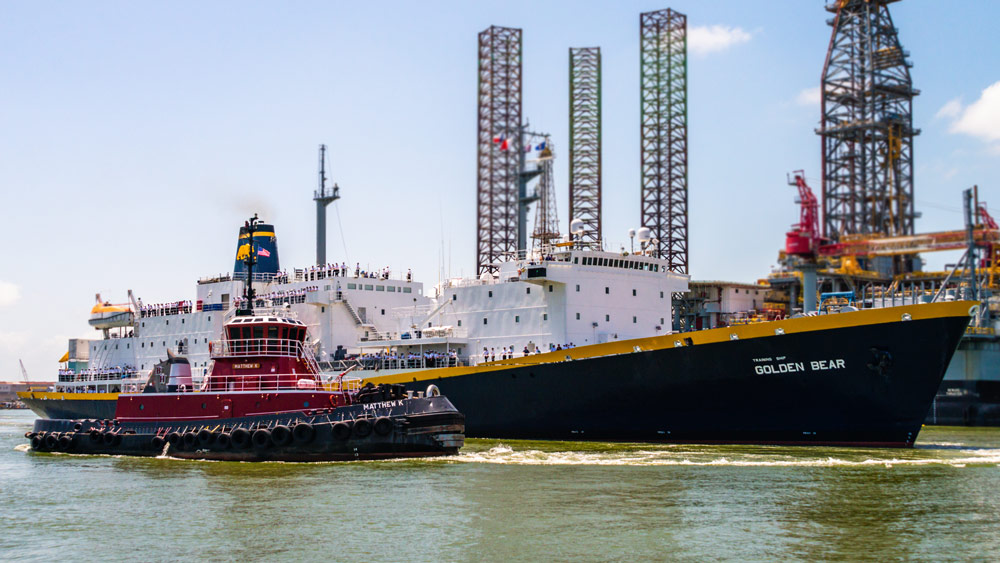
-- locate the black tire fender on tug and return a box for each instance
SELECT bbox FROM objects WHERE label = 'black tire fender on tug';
[167,432,181,445]
[151,436,165,449]
[332,422,351,441]
[58,433,74,450]
[103,432,116,446]
[197,428,215,446]
[353,418,373,438]
[216,433,232,449]
[252,429,272,449]
[44,433,59,449]
[182,432,198,448]
[292,423,315,444]
[231,428,252,449]
[90,430,102,443]
[31,435,43,450]
[373,417,393,436]
[271,425,292,447]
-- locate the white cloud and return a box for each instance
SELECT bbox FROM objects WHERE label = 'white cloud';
[796,86,821,107]
[0,281,19,307]
[949,81,1000,142]
[935,97,963,120]
[688,25,752,56]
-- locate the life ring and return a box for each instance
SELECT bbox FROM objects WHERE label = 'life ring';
[374,417,393,436]
[231,428,251,449]
[292,423,315,444]
[332,422,351,441]
[328,394,338,407]
[216,433,232,449]
[271,425,292,447]
[425,384,440,397]
[251,429,272,448]
[197,428,215,446]
[353,418,372,438]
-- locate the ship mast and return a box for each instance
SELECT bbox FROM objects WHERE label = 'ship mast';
[237,214,259,317]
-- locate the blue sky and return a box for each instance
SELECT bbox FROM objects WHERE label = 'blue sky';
[2,1,998,379]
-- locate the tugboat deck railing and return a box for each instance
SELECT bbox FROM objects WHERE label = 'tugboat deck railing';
[209,338,312,359]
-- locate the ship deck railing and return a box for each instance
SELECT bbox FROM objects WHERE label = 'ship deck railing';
[209,338,313,360]
[319,357,465,372]
[57,370,142,383]
[135,374,363,394]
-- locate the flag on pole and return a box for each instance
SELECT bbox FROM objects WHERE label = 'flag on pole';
[257,248,271,257]
[500,138,510,151]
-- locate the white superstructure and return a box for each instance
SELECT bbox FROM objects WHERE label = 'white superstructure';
[74,244,688,384]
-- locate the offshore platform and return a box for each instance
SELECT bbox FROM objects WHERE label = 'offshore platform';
[761,0,1000,425]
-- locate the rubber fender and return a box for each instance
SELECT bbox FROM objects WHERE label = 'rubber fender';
[231,428,252,449]
[216,433,231,449]
[373,417,393,436]
[271,425,292,447]
[197,428,215,446]
[167,432,182,445]
[182,432,198,448]
[353,418,372,438]
[332,422,351,441]
[251,429,272,449]
[292,423,315,444]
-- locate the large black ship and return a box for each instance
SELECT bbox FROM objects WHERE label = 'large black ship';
[363,300,974,447]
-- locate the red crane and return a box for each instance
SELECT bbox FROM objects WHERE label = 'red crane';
[785,171,821,257]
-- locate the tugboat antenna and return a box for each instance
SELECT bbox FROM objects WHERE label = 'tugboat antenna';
[238,213,259,317]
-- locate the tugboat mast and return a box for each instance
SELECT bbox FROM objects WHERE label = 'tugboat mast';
[237,214,259,317]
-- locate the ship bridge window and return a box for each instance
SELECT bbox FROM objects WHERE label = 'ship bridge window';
[364,284,373,291]
[388,286,396,293]
[267,327,278,339]
[403,287,412,293]
[376,285,384,291]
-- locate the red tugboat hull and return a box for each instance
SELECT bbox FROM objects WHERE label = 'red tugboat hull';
[27,394,464,461]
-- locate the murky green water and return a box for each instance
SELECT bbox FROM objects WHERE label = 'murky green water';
[2,409,999,561]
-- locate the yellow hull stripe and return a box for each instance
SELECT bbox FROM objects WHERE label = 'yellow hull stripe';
[238,232,276,239]
[18,392,119,401]
[361,300,977,386]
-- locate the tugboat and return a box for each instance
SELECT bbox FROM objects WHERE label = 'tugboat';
[24,215,465,461]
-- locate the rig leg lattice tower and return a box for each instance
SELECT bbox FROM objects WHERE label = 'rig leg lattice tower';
[532,142,561,249]
[569,47,602,247]
[640,8,688,273]
[819,0,919,243]
[314,144,340,266]
[476,25,523,277]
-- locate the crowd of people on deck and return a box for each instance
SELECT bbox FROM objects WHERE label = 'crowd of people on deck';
[287,263,413,283]
[346,349,459,370]
[139,301,193,317]
[480,342,577,362]
[58,365,139,382]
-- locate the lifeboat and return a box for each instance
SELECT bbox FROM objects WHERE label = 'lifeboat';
[88,294,133,329]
